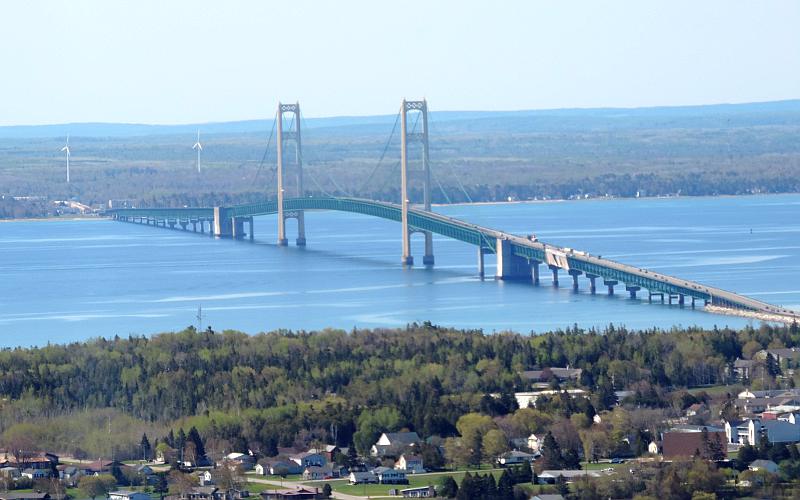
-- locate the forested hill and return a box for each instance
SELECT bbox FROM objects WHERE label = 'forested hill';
[2,99,800,218]
[0,323,798,461]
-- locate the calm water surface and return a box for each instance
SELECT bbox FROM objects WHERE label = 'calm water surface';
[2,194,799,346]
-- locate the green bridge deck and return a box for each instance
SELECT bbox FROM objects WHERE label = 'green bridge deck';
[107,196,800,321]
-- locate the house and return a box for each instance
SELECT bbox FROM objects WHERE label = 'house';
[134,464,154,476]
[259,487,319,500]
[372,466,407,484]
[537,470,604,484]
[21,468,50,479]
[109,491,152,500]
[349,471,378,485]
[197,470,214,486]
[733,358,756,380]
[497,450,536,466]
[0,467,20,479]
[289,452,326,469]
[514,389,588,409]
[256,460,302,476]
[182,486,223,500]
[315,445,339,462]
[647,441,660,455]
[527,434,543,453]
[396,454,424,473]
[755,348,800,368]
[370,432,421,458]
[302,464,347,481]
[57,465,80,486]
[662,426,727,459]
[521,367,583,383]
[0,494,51,500]
[686,403,709,418]
[82,459,123,476]
[725,419,761,445]
[762,419,800,443]
[399,486,435,498]
[749,459,779,474]
[224,453,255,471]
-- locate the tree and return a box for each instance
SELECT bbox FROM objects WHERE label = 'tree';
[439,476,458,498]
[538,431,563,470]
[168,470,198,496]
[154,473,169,499]
[141,433,152,461]
[456,472,477,500]
[322,483,332,498]
[79,475,116,500]
[346,445,359,469]
[482,429,509,462]
[497,469,514,499]
[187,427,206,461]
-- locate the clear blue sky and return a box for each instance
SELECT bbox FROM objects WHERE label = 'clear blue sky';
[2,0,799,125]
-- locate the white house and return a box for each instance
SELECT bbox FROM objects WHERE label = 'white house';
[109,491,152,500]
[373,466,407,484]
[349,471,378,485]
[400,486,435,498]
[371,432,421,458]
[395,454,424,474]
[527,434,542,453]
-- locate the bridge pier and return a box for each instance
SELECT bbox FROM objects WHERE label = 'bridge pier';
[495,238,530,280]
[531,260,540,286]
[626,285,641,299]
[568,269,582,291]
[249,217,254,242]
[213,207,233,238]
[477,247,486,278]
[180,221,188,231]
[604,280,618,295]
[231,217,246,240]
[587,274,598,294]
[679,294,685,306]
[549,265,559,287]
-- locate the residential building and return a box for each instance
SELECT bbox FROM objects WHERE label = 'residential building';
[527,434,543,453]
[302,464,347,481]
[514,390,587,409]
[259,487,319,500]
[21,468,50,480]
[395,454,424,473]
[109,491,152,500]
[372,466,407,484]
[224,453,255,471]
[370,432,421,458]
[749,459,779,474]
[289,452,326,469]
[349,471,377,485]
[57,465,80,486]
[256,460,302,476]
[497,450,536,466]
[661,426,727,459]
[733,358,756,380]
[399,486,435,498]
[537,470,604,484]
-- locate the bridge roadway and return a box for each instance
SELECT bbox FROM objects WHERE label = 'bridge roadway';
[107,196,800,321]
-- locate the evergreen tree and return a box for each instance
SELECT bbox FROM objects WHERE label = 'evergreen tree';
[154,474,168,500]
[177,428,187,456]
[497,469,514,499]
[556,475,569,496]
[482,474,497,498]
[539,431,563,470]
[322,483,332,499]
[187,427,206,459]
[165,430,175,449]
[141,433,152,461]
[456,472,477,500]
[439,476,458,498]
[346,445,359,468]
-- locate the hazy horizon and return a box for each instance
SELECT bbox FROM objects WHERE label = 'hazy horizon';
[2,1,799,126]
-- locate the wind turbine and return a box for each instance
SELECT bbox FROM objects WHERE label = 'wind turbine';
[192,130,203,173]
[60,135,71,183]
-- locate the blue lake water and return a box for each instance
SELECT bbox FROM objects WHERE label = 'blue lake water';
[2,194,800,347]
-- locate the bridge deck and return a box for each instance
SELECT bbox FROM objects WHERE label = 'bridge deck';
[107,197,800,321]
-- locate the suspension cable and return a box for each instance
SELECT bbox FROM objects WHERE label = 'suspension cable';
[428,111,473,203]
[252,113,277,185]
[358,108,401,195]
[298,110,350,197]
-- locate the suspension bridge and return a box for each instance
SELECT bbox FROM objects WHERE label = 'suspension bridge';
[106,100,800,322]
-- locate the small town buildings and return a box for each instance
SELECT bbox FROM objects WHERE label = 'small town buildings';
[21,468,50,480]
[224,453,255,471]
[259,487,319,500]
[289,452,326,469]
[256,460,303,476]
[749,459,779,474]
[498,450,537,466]
[370,432,421,458]
[109,491,152,500]
[399,486,435,498]
[537,470,603,484]
[396,454,425,473]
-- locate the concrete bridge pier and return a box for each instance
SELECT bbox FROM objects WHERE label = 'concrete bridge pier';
[586,274,598,294]
[423,232,434,266]
[531,260,540,286]
[231,217,246,240]
[192,221,197,232]
[679,294,685,306]
[213,207,233,238]
[626,285,641,299]
[549,265,559,287]
[668,294,679,305]
[248,217,254,242]
[179,221,188,231]
[495,238,530,280]
[296,212,306,246]
[477,247,486,278]
[168,220,176,230]
[604,280,618,295]
[568,269,582,291]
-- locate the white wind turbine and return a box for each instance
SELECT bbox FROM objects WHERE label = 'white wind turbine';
[60,135,71,183]
[192,130,203,173]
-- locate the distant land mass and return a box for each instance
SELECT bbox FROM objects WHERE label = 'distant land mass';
[1,99,799,218]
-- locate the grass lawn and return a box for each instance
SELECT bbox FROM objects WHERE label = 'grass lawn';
[686,384,741,396]
[305,470,506,497]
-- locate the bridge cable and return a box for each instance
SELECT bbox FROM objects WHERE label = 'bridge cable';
[431,169,453,205]
[252,113,277,186]
[358,107,402,196]
[297,110,351,198]
[428,111,473,204]
[375,110,423,200]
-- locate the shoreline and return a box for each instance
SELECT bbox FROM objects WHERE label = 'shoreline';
[704,305,798,325]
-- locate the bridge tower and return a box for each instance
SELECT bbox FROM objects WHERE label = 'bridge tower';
[400,99,433,266]
[276,102,306,246]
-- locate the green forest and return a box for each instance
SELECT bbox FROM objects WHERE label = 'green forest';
[2,101,800,218]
